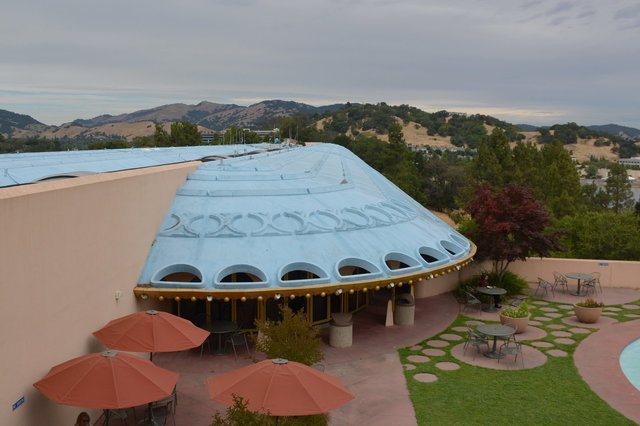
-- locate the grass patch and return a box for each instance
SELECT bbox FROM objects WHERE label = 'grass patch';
[402,298,639,425]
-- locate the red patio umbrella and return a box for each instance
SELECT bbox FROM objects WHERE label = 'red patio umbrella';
[93,310,209,359]
[33,350,178,409]
[207,358,354,416]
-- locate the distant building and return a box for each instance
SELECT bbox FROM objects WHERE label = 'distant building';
[201,128,279,144]
[618,157,640,167]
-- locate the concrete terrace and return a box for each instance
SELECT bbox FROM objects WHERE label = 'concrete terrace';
[93,288,640,425]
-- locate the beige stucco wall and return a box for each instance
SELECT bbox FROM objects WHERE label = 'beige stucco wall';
[0,162,197,426]
[413,272,460,298]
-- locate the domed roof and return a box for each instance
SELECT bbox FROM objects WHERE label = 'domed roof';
[138,143,473,292]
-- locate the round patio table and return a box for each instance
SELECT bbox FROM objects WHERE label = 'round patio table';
[206,321,239,355]
[566,273,593,297]
[476,323,515,359]
[476,287,507,312]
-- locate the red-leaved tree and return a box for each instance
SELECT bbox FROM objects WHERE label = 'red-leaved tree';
[465,183,563,283]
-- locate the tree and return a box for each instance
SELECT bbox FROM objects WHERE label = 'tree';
[539,140,582,218]
[154,123,170,146]
[170,121,201,146]
[605,163,634,213]
[464,184,563,283]
[253,305,323,366]
[553,211,640,260]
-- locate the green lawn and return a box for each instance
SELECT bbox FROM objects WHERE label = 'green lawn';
[401,298,640,425]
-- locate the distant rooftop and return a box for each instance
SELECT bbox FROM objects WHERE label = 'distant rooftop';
[0,144,286,188]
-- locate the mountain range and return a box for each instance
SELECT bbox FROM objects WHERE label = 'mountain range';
[1,100,639,146]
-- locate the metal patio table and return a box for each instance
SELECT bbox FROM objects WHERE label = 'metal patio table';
[565,272,593,297]
[476,323,515,359]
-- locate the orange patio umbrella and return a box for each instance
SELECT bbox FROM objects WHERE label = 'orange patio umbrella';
[33,350,179,409]
[207,358,354,416]
[93,310,209,360]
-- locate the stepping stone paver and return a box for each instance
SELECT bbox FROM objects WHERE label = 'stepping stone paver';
[426,340,449,348]
[622,304,640,310]
[529,320,542,326]
[532,300,549,305]
[533,316,552,322]
[440,333,463,341]
[547,349,568,357]
[548,324,565,329]
[410,345,422,351]
[551,331,572,337]
[604,307,622,311]
[414,373,438,383]
[435,362,460,371]
[423,348,446,356]
[531,341,553,348]
[558,304,574,310]
[554,338,575,345]
[540,307,559,312]
[545,313,563,318]
[407,355,430,363]
[465,320,484,326]
[404,364,416,371]
[569,327,591,334]
[452,326,468,332]
[625,314,640,318]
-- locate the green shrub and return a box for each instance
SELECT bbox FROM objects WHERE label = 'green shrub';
[211,394,328,426]
[458,270,528,296]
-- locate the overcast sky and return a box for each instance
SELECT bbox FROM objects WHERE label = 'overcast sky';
[2,0,639,128]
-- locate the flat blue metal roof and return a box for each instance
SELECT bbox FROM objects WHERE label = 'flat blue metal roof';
[138,143,473,291]
[0,144,282,187]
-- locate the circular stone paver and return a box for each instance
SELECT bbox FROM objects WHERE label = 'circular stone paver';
[533,316,552,322]
[452,326,468,332]
[423,348,446,357]
[625,314,640,318]
[547,349,568,357]
[622,304,640,310]
[602,312,618,316]
[551,331,572,337]
[426,340,449,348]
[440,333,463,341]
[529,320,542,326]
[532,300,549,305]
[465,320,485,326]
[414,373,438,383]
[545,312,563,318]
[436,362,460,371]
[604,307,622,312]
[554,338,576,345]
[558,304,574,310]
[540,307,559,312]
[548,324,565,329]
[410,345,422,351]
[531,341,554,348]
[407,355,430,363]
[404,364,416,371]
[514,325,547,341]
[450,342,547,370]
[569,327,591,334]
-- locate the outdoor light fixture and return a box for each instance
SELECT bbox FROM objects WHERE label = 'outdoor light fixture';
[206,295,213,302]
[363,287,368,292]
[349,289,354,294]
[158,296,164,301]
[456,265,461,270]
[257,296,263,301]
[174,296,180,302]
[320,292,326,297]
[389,283,395,288]
[190,296,197,302]
[429,274,434,279]
[240,296,246,302]
[223,297,230,302]
[305,293,311,299]
[289,294,296,300]
[140,293,148,300]
[335,288,343,295]
[274,293,281,300]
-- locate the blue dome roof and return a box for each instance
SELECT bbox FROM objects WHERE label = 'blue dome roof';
[138,143,473,293]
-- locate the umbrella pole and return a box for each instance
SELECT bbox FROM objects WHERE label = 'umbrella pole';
[104,408,110,426]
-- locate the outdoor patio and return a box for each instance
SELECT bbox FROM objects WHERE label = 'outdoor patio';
[92,287,640,425]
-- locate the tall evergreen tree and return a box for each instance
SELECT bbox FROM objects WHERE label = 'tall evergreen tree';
[605,163,634,213]
[539,140,582,218]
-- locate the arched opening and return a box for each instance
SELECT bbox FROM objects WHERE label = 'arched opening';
[441,240,463,257]
[418,247,447,265]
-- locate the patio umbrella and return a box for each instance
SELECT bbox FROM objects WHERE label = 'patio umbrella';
[33,350,178,409]
[207,358,354,416]
[93,310,209,360]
